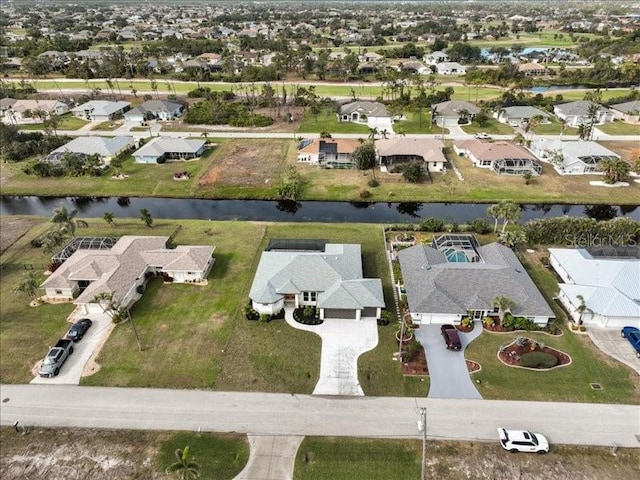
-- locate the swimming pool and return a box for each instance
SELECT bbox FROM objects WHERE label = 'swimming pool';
[444,248,469,263]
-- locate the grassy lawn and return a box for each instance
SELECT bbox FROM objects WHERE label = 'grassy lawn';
[461,119,516,136]
[17,113,89,131]
[465,250,640,404]
[551,88,636,103]
[597,121,640,136]
[297,108,370,134]
[394,110,446,135]
[532,118,578,136]
[157,432,249,480]
[92,121,122,131]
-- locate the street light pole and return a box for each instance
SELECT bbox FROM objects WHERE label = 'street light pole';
[417,407,427,480]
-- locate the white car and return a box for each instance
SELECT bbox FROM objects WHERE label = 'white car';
[474,132,492,139]
[497,428,549,454]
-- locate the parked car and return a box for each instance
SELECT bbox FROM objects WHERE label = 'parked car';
[474,132,492,139]
[621,326,640,358]
[497,428,549,454]
[440,324,462,350]
[67,318,93,342]
[38,339,74,377]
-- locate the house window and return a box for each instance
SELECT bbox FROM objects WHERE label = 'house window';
[303,291,317,302]
[55,289,62,295]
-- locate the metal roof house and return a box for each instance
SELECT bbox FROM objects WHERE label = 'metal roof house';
[529,139,620,175]
[133,138,206,164]
[249,241,385,320]
[549,248,640,329]
[398,235,554,325]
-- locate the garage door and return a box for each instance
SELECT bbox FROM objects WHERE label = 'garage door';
[362,307,377,318]
[324,308,357,319]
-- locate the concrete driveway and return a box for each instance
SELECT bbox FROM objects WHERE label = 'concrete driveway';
[415,323,483,399]
[233,435,303,480]
[30,309,114,385]
[284,306,378,396]
[588,329,640,375]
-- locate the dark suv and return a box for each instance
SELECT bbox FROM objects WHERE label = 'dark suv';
[441,324,462,350]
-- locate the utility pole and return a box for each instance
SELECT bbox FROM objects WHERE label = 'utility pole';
[417,407,427,480]
[126,309,143,352]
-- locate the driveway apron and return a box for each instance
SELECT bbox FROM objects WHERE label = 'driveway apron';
[588,329,640,375]
[415,323,483,399]
[233,435,303,480]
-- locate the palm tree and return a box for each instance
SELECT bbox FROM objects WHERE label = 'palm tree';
[13,271,41,302]
[103,212,116,227]
[51,205,88,237]
[41,228,68,254]
[166,446,201,480]
[140,208,154,228]
[487,203,501,233]
[500,201,522,232]
[492,295,515,322]
[598,158,631,185]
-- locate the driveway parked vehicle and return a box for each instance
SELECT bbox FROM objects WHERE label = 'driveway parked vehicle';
[621,326,640,358]
[474,132,492,139]
[38,339,74,378]
[498,428,549,454]
[66,318,93,342]
[441,324,462,350]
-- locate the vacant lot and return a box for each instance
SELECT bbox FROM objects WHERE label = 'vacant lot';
[599,140,640,163]
[0,216,43,253]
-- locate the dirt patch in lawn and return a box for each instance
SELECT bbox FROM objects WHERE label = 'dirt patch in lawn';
[198,139,290,187]
[0,217,41,254]
[599,141,640,163]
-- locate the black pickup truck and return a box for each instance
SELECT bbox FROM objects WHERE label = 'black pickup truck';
[38,339,74,377]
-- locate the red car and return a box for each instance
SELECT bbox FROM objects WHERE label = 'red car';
[441,324,462,350]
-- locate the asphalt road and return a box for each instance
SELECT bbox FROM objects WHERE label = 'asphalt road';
[1,385,638,447]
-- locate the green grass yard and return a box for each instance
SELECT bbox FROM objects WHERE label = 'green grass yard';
[18,113,89,131]
[297,108,370,134]
[597,121,640,136]
[461,118,516,136]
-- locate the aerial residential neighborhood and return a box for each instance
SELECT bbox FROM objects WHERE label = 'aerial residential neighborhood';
[0,0,639,479]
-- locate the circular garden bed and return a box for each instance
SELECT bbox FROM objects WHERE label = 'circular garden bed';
[498,337,571,370]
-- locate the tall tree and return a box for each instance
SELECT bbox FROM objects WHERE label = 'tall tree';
[598,158,630,184]
[51,205,88,237]
[103,212,116,227]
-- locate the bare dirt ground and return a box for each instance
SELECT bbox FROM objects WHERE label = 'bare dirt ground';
[1,428,638,480]
[599,141,640,163]
[0,217,41,254]
[198,138,291,187]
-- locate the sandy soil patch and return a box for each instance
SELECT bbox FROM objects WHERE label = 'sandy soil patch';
[599,141,639,163]
[0,217,41,254]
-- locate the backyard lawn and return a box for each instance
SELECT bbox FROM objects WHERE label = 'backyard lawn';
[297,107,370,134]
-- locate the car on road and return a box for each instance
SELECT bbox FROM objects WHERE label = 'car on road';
[441,324,462,350]
[621,326,640,358]
[67,318,93,342]
[474,132,492,139]
[498,428,549,454]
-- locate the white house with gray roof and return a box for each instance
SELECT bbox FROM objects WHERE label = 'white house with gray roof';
[133,137,206,164]
[46,136,135,164]
[432,100,480,127]
[530,139,620,175]
[41,236,215,315]
[123,100,185,122]
[553,101,614,127]
[249,242,385,320]
[398,235,554,325]
[338,101,393,131]
[494,106,551,127]
[549,248,640,329]
[609,100,640,125]
[71,100,130,121]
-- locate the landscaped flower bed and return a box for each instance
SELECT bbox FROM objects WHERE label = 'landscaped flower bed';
[483,315,561,336]
[498,337,571,370]
[293,306,323,325]
[401,337,428,376]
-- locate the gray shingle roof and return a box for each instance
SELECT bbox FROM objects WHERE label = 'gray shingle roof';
[71,100,130,116]
[554,100,611,117]
[609,100,640,114]
[133,138,206,157]
[339,101,389,117]
[432,100,480,117]
[398,243,554,318]
[52,136,135,157]
[500,106,550,119]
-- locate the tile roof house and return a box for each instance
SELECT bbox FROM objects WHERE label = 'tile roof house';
[431,100,480,127]
[45,136,136,164]
[495,106,551,127]
[609,100,640,125]
[297,138,361,169]
[529,139,620,175]
[553,101,615,127]
[454,140,542,175]
[133,137,206,164]
[71,100,130,121]
[249,241,385,320]
[338,101,393,130]
[123,100,185,122]
[41,236,215,315]
[549,248,640,329]
[398,235,554,326]
[376,138,447,172]
[0,98,69,124]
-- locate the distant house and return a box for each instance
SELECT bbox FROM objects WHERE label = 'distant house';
[297,138,360,169]
[553,101,615,127]
[124,100,185,122]
[133,137,206,164]
[454,140,542,175]
[41,236,215,315]
[71,100,130,122]
[376,138,447,172]
[423,51,449,65]
[435,62,466,75]
[249,240,385,320]
[399,60,431,75]
[549,247,640,329]
[529,139,620,175]
[495,106,551,127]
[609,100,640,125]
[338,101,393,130]
[45,136,135,164]
[398,234,554,326]
[0,98,68,124]
[431,100,480,127]
[517,62,547,76]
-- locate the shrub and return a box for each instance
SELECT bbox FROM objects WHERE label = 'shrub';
[367,177,379,188]
[461,317,472,328]
[483,317,495,327]
[418,217,445,232]
[359,188,371,199]
[157,157,167,164]
[579,325,586,332]
[502,314,537,331]
[468,218,491,234]
[244,302,260,321]
[378,310,394,326]
[520,351,558,368]
[31,237,44,248]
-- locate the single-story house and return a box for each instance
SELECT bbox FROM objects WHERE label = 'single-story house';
[71,100,130,122]
[517,62,547,76]
[398,234,554,325]
[435,61,466,75]
[44,136,136,164]
[454,140,542,175]
[529,139,620,175]
[123,100,185,122]
[609,100,640,124]
[494,106,551,127]
[41,236,215,314]
[553,101,615,127]
[337,101,393,130]
[0,98,69,124]
[548,247,640,329]
[376,138,447,172]
[132,137,206,164]
[399,60,431,75]
[423,51,449,65]
[249,240,385,320]
[297,138,360,169]
[431,100,480,127]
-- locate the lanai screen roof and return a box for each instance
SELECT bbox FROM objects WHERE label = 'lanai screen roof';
[52,237,118,263]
